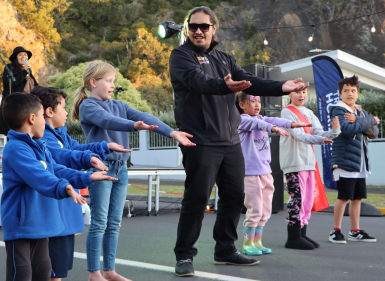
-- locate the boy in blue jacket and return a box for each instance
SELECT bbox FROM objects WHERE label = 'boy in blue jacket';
[1,93,117,281]
[30,86,130,281]
[328,75,379,244]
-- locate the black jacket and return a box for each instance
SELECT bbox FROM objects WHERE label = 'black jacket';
[330,104,378,172]
[1,64,38,134]
[2,63,38,96]
[169,38,286,146]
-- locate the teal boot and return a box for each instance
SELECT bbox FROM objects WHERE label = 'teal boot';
[253,226,272,254]
[243,226,262,256]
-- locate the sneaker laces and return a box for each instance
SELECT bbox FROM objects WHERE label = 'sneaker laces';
[179,259,192,264]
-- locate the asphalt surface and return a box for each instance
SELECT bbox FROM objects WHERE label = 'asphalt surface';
[1,201,384,281]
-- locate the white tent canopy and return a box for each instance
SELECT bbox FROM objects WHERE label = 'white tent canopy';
[277,50,385,99]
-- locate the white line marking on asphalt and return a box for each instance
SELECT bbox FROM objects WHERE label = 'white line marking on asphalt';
[1,241,258,281]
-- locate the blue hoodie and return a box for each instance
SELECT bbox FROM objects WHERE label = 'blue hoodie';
[43,123,110,236]
[44,123,110,169]
[79,97,173,161]
[1,130,93,241]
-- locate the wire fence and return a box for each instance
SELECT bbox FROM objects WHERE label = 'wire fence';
[148,131,178,149]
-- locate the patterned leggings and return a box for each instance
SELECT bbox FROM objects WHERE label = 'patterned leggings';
[285,171,315,227]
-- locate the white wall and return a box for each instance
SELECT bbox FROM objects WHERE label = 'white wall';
[314,142,385,186]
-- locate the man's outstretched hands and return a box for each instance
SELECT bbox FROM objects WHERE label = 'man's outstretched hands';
[90,156,108,171]
[169,131,196,146]
[108,142,133,153]
[65,185,87,205]
[224,74,251,92]
[272,126,290,136]
[282,78,309,92]
[291,122,313,128]
[134,121,158,131]
[90,171,118,182]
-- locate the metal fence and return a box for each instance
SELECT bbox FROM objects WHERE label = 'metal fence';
[148,131,178,149]
[69,132,140,150]
[128,131,140,150]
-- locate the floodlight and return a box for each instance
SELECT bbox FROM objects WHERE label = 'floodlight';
[158,22,183,39]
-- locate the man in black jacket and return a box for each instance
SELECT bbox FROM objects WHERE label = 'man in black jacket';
[170,6,309,277]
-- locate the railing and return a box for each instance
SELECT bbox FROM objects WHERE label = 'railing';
[128,131,140,150]
[147,131,178,149]
[71,134,86,144]
[69,132,140,150]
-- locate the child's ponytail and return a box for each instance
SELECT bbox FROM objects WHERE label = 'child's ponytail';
[235,92,249,114]
[72,85,88,121]
[71,60,116,122]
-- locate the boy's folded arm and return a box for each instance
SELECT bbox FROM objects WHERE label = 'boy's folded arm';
[82,103,136,132]
[239,115,273,132]
[53,163,93,189]
[124,103,174,137]
[8,146,69,199]
[334,110,375,137]
[46,139,99,169]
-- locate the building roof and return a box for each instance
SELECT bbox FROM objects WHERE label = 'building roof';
[277,50,385,92]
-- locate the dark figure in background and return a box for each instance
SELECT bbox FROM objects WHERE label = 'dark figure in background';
[1,46,38,134]
[169,6,309,277]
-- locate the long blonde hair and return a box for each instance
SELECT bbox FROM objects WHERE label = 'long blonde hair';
[71,61,116,121]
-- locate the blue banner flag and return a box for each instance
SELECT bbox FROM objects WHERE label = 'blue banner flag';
[311,56,344,189]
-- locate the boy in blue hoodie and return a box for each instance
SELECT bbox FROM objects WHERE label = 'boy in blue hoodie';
[30,86,130,281]
[1,93,117,281]
[329,75,379,244]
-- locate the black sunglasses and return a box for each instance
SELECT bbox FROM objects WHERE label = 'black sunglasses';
[188,23,214,32]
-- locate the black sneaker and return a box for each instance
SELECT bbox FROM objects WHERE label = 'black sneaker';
[214,251,260,266]
[175,259,195,277]
[329,230,346,244]
[348,230,377,242]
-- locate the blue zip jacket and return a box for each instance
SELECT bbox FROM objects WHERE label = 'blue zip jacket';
[43,123,110,236]
[1,130,93,241]
[330,101,378,172]
[79,97,173,161]
[44,123,110,169]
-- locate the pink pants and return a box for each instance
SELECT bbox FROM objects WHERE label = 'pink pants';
[243,174,275,227]
[285,171,315,228]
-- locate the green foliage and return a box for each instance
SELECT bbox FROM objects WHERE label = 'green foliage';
[10,0,70,49]
[356,90,385,119]
[65,120,84,135]
[139,86,174,112]
[153,110,177,129]
[47,61,151,115]
[303,98,318,116]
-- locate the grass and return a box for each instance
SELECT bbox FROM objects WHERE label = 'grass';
[128,184,385,208]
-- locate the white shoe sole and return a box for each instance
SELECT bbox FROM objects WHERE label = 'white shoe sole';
[348,237,377,242]
[329,237,346,244]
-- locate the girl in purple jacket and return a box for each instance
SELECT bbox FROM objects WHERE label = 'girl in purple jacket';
[235,92,311,255]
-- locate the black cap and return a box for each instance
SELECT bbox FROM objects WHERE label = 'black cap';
[9,46,32,62]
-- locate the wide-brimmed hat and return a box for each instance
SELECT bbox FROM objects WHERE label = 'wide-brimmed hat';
[9,46,32,62]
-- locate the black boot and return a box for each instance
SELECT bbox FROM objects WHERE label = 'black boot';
[285,225,315,250]
[301,225,320,248]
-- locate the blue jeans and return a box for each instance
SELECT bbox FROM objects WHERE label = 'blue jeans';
[86,160,128,272]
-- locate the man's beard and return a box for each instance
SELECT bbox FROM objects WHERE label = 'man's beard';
[194,42,209,53]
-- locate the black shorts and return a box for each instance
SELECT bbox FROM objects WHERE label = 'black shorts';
[49,234,75,278]
[337,177,367,200]
[5,238,51,281]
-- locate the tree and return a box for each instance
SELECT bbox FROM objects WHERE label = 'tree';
[47,61,151,115]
